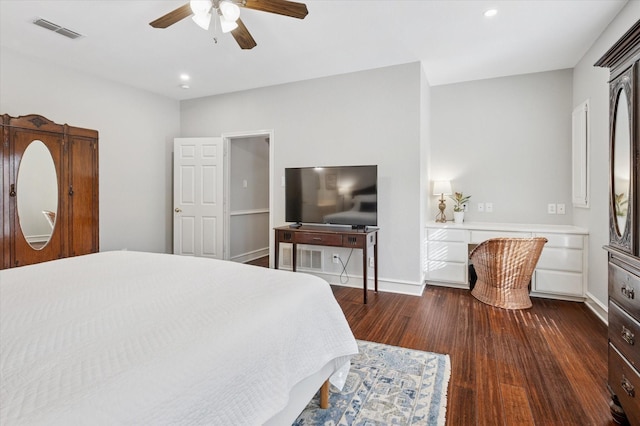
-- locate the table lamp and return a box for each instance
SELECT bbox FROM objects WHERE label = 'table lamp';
[433,180,452,223]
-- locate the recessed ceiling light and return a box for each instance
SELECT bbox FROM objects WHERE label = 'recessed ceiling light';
[180,74,190,81]
[484,9,498,18]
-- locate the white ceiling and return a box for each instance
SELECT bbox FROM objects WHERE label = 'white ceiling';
[0,0,628,101]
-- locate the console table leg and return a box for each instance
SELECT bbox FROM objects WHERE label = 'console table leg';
[363,244,368,304]
[292,243,297,272]
[374,240,378,293]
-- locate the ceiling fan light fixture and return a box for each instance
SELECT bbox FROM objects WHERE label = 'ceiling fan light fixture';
[220,15,238,33]
[219,1,241,22]
[192,12,212,30]
[190,0,212,16]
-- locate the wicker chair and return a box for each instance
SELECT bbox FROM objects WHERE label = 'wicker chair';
[470,237,547,309]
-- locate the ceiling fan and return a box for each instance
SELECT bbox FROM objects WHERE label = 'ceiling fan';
[149,0,309,50]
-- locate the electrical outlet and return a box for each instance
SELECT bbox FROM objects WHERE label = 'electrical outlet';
[557,203,566,214]
[478,203,485,212]
[485,202,493,213]
[332,254,340,264]
[548,203,557,214]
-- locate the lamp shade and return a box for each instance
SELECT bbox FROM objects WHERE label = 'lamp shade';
[220,15,238,33]
[190,0,212,16]
[219,1,241,22]
[433,180,452,196]
[192,12,212,30]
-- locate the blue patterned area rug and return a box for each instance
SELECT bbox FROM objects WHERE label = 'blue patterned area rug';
[293,340,451,426]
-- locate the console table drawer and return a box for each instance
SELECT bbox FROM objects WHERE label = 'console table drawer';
[296,233,343,247]
[609,343,640,426]
[610,262,640,318]
[610,301,640,370]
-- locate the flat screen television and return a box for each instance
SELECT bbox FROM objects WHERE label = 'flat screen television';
[285,165,377,227]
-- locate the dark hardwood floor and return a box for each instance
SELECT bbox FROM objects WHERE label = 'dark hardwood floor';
[332,285,615,426]
[246,257,615,425]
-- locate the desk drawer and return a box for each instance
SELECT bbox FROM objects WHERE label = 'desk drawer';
[427,228,466,242]
[610,262,640,318]
[610,301,640,370]
[427,241,468,262]
[536,247,582,272]
[469,230,531,243]
[296,233,343,247]
[609,343,640,426]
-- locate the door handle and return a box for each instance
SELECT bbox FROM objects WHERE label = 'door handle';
[174,208,182,213]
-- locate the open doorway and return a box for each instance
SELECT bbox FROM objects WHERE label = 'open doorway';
[223,130,273,266]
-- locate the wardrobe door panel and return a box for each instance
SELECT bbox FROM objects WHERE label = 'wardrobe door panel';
[2,122,7,269]
[68,135,99,256]
[10,129,65,267]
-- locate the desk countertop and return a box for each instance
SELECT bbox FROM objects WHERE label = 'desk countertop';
[426,221,588,235]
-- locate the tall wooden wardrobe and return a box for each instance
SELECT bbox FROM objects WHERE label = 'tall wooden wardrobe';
[1,114,99,269]
[596,20,640,424]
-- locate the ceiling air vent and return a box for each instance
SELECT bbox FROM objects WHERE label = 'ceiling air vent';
[33,18,83,39]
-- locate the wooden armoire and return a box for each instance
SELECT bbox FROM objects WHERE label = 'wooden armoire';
[596,20,640,425]
[1,114,99,269]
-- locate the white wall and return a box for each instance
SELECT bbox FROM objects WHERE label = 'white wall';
[181,63,425,291]
[1,47,180,253]
[430,69,574,224]
[572,1,640,309]
[420,64,433,277]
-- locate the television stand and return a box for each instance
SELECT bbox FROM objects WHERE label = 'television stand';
[274,225,378,304]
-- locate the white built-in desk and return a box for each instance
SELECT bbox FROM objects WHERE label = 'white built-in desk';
[424,222,589,301]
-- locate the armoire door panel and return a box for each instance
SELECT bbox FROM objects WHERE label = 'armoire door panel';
[10,129,65,267]
[68,136,99,256]
[2,121,8,269]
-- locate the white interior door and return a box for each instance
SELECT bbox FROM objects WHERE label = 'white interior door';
[173,137,224,258]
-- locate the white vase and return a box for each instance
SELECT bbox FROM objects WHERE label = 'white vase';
[453,211,465,224]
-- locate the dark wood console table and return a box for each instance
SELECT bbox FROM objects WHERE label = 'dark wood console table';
[274,225,378,303]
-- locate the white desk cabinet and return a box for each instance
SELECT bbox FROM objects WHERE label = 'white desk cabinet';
[424,222,588,301]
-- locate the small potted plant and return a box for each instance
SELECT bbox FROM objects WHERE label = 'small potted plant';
[449,192,471,224]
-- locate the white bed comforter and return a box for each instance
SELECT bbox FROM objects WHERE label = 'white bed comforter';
[0,251,358,425]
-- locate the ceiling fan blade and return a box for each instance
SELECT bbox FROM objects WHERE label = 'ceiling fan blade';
[231,18,257,49]
[150,3,193,28]
[243,0,308,19]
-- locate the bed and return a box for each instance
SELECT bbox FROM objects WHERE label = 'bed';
[0,251,358,425]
